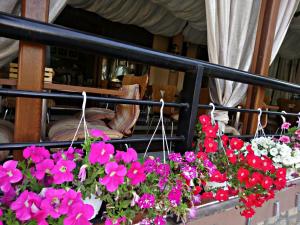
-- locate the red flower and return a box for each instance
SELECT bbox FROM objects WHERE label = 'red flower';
[254,194,265,207]
[193,186,202,195]
[247,172,263,187]
[204,137,218,153]
[276,168,286,178]
[260,158,274,172]
[201,192,214,199]
[203,124,218,138]
[226,149,237,164]
[215,189,229,202]
[197,151,207,160]
[264,190,275,200]
[221,135,229,146]
[230,138,244,150]
[241,208,255,218]
[237,168,249,182]
[261,176,273,190]
[274,177,286,190]
[199,115,211,126]
[246,154,261,168]
[210,170,227,183]
[246,145,254,155]
[241,194,256,208]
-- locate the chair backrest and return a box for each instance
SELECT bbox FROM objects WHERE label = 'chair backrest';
[108,84,140,135]
[152,85,177,115]
[122,74,148,98]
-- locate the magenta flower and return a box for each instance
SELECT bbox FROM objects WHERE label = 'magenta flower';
[100,162,127,192]
[60,189,82,214]
[279,135,291,144]
[0,160,22,192]
[90,129,110,141]
[168,187,181,206]
[154,215,166,225]
[64,202,94,225]
[89,142,114,165]
[51,159,76,184]
[140,218,152,225]
[35,159,54,180]
[181,165,198,180]
[52,147,75,162]
[0,186,16,205]
[10,190,46,223]
[105,217,126,225]
[78,164,88,182]
[23,146,50,163]
[281,122,291,130]
[137,193,155,209]
[169,153,183,163]
[41,188,65,218]
[189,207,197,218]
[156,164,170,177]
[115,148,138,163]
[144,157,157,173]
[185,151,196,163]
[127,162,146,185]
[0,209,2,225]
[158,177,168,191]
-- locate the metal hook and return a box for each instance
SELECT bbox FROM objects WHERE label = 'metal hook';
[209,102,216,125]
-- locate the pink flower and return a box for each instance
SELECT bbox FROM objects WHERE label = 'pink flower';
[138,193,155,209]
[35,159,54,180]
[168,187,181,206]
[90,129,110,141]
[0,160,22,192]
[279,135,290,144]
[41,188,65,218]
[115,148,138,163]
[100,162,127,192]
[23,146,50,163]
[51,159,76,184]
[78,164,88,182]
[0,209,2,225]
[154,215,166,225]
[89,142,114,165]
[127,162,146,185]
[0,186,16,205]
[10,190,46,223]
[105,217,126,225]
[281,122,291,130]
[60,189,82,214]
[52,147,75,162]
[64,202,94,225]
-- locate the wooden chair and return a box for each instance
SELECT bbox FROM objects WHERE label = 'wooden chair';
[122,74,148,98]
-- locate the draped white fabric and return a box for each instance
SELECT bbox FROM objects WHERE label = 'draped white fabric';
[271,0,300,63]
[205,0,261,132]
[0,0,67,68]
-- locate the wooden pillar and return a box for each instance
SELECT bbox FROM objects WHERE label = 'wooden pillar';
[242,0,280,134]
[13,0,49,160]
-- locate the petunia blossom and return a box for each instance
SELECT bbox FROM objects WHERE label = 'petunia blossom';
[204,137,218,153]
[281,122,291,130]
[78,164,88,182]
[64,202,94,225]
[90,129,110,141]
[51,159,76,184]
[154,215,166,225]
[0,160,22,192]
[34,159,54,180]
[60,189,82,214]
[23,146,50,163]
[116,148,138,163]
[89,142,114,165]
[279,135,290,144]
[184,151,196,163]
[100,162,127,192]
[138,193,155,209]
[41,188,65,218]
[127,162,146,185]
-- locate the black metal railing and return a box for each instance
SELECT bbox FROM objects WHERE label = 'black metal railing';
[0,12,299,152]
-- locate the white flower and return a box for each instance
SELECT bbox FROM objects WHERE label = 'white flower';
[270,148,278,156]
[282,156,294,166]
[260,149,268,156]
[279,145,292,157]
[273,155,282,163]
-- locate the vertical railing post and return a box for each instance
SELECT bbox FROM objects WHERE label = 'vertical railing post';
[176,65,203,152]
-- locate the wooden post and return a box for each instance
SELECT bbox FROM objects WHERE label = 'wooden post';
[243,0,280,134]
[13,0,49,160]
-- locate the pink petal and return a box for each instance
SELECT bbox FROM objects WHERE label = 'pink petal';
[105,162,118,174]
[3,160,18,169]
[9,169,23,183]
[116,165,127,177]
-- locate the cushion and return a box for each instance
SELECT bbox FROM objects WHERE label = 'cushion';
[76,107,115,122]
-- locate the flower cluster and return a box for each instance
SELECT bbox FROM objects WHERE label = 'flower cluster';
[195,114,290,218]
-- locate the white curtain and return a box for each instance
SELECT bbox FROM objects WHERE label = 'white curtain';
[271,0,300,63]
[0,0,67,68]
[205,0,261,132]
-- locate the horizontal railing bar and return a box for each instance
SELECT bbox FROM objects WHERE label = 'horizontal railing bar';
[0,135,185,150]
[0,13,300,94]
[198,104,300,117]
[0,88,188,108]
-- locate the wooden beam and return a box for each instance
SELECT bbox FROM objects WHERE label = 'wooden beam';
[13,0,49,160]
[243,0,280,134]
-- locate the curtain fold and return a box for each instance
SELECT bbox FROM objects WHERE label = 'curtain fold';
[205,0,261,132]
[0,0,67,68]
